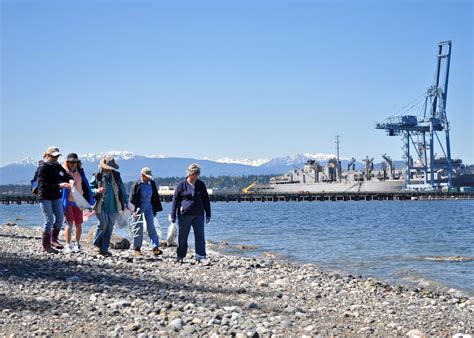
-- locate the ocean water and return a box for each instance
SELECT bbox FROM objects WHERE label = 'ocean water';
[1,200,473,296]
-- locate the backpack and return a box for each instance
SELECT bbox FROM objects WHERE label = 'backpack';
[31,168,39,195]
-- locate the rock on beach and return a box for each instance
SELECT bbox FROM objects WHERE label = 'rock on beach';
[0,224,473,335]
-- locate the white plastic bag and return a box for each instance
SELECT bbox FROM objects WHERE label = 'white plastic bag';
[70,180,92,210]
[155,217,162,240]
[115,209,131,229]
[167,222,177,245]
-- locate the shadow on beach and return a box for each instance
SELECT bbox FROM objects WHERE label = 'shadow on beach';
[0,251,282,315]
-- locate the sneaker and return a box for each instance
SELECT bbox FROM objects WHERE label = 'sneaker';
[73,243,81,253]
[99,251,112,257]
[64,244,74,254]
[198,258,211,266]
[175,257,184,264]
[135,248,143,257]
[152,247,163,256]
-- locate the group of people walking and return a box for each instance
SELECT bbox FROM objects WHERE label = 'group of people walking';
[35,146,211,264]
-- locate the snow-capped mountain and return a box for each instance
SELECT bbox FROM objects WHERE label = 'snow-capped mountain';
[0,151,355,185]
[260,153,339,167]
[212,157,271,167]
[9,157,37,166]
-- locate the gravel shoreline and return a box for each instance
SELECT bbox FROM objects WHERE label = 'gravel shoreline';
[1,224,473,336]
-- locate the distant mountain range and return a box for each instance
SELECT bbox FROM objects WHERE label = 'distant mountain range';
[0,151,403,185]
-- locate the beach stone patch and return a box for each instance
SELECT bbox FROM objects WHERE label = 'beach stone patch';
[0,226,473,336]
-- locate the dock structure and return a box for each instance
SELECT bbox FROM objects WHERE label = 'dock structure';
[1,192,473,205]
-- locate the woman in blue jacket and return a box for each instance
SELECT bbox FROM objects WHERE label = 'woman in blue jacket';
[169,163,211,265]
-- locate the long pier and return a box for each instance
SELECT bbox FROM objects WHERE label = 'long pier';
[2,192,472,205]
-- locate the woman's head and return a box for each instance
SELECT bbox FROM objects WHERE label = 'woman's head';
[141,167,154,182]
[99,155,119,172]
[43,146,61,161]
[186,163,201,183]
[65,153,82,170]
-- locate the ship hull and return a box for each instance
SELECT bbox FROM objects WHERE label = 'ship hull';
[260,179,405,194]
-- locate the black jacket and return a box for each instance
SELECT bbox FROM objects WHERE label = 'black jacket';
[130,180,163,216]
[37,161,71,200]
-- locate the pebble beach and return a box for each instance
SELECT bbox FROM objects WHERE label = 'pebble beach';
[0,223,473,336]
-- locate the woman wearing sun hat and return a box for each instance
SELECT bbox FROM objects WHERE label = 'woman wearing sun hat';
[89,155,129,257]
[61,153,94,253]
[129,167,163,256]
[36,146,72,254]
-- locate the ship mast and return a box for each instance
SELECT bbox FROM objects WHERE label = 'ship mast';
[336,135,341,182]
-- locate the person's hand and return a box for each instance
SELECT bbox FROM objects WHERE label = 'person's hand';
[168,214,175,223]
[59,183,71,190]
[98,187,105,194]
[205,216,211,224]
[127,202,135,212]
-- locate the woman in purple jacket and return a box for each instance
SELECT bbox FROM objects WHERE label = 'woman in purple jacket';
[169,163,211,265]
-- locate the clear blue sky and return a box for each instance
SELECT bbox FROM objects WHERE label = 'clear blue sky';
[1,0,472,166]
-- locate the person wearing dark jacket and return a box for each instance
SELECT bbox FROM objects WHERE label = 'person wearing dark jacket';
[129,167,163,256]
[36,146,72,254]
[169,163,211,265]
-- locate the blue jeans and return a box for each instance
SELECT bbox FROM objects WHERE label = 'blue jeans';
[94,212,117,252]
[39,198,64,234]
[177,213,206,259]
[132,203,160,249]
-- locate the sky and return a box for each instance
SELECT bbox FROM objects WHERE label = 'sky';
[1,0,473,166]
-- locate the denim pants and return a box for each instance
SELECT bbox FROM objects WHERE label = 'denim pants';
[177,213,206,259]
[94,212,117,252]
[132,203,160,249]
[39,198,64,234]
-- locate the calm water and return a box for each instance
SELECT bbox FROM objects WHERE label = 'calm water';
[1,200,473,295]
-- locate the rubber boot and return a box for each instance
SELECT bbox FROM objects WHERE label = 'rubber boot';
[42,232,58,254]
[51,227,64,249]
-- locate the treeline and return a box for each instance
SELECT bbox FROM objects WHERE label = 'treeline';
[153,175,273,189]
[0,175,274,196]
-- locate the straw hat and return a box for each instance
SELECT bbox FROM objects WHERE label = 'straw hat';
[99,155,119,170]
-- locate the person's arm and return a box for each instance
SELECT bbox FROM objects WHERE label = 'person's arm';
[58,164,72,183]
[202,182,211,223]
[89,173,103,195]
[169,183,182,223]
[119,178,129,205]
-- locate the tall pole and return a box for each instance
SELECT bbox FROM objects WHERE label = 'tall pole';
[406,132,411,185]
[335,135,341,182]
[442,41,453,187]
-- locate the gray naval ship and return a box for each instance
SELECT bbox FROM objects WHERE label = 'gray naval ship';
[256,155,406,194]
[253,155,474,194]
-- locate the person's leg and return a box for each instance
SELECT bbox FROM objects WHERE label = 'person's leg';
[192,213,206,260]
[143,205,159,249]
[94,212,107,248]
[132,213,144,250]
[64,205,74,245]
[176,215,193,259]
[71,206,83,251]
[51,198,64,249]
[101,212,117,253]
[39,200,56,253]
